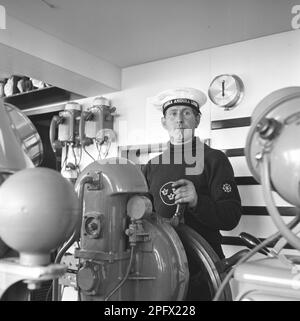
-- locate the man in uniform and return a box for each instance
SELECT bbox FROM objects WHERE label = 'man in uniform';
[142,87,242,260]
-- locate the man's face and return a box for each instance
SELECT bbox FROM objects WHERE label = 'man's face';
[161,105,200,144]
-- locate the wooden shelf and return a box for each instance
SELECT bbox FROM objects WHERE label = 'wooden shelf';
[3,86,84,110]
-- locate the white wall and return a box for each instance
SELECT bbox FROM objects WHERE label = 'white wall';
[107,46,212,147]
[74,29,300,152]
[103,30,300,146]
[0,15,121,97]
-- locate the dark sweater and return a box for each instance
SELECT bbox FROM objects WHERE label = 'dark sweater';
[142,137,242,259]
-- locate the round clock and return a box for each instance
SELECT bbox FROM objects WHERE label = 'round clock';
[208,74,244,110]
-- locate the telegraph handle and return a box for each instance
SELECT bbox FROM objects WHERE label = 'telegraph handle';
[239,232,273,257]
[170,203,187,227]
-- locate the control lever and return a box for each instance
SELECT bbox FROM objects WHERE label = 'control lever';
[239,232,274,257]
[216,249,250,274]
[170,203,187,227]
[239,232,299,270]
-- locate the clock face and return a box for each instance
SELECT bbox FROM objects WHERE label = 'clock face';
[208,74,244,109]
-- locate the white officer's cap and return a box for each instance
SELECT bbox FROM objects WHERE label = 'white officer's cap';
[152,87,207,115]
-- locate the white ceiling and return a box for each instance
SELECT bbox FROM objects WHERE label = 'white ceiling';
[1,0,298,68]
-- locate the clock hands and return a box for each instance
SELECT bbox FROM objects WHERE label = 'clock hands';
[222,80,225,97]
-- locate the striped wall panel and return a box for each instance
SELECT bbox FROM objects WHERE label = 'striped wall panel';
[223,148,244,157]
[242,206,298,217]
[221,236,295,250]
[221,215,295,239]
[228,156,252,177]
[235,176,258,185]
[222,244,300,261]
[238,185,293,207]
[211,117,251,130]
[210,126,249,150]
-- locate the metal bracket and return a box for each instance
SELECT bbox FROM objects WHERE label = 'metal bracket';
[0,257,66,299]
[86,171,102,191]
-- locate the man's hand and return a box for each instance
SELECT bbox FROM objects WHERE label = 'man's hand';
[172,179,198,208]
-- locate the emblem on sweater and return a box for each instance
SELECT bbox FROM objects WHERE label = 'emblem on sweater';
[222,183,232,193]
[159,181,176,206]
